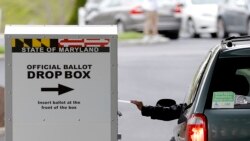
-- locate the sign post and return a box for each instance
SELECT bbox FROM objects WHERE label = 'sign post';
[5,25,117,141]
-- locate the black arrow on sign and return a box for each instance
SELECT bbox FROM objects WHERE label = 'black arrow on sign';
[41,84,74,95]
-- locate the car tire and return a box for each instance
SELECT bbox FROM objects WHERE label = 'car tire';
[217,18,228,38]
[187,19,200,38]
[170,137,175,141]
[211,33,218,38]
[117,21,125,33]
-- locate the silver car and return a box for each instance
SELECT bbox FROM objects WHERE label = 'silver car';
[217,0,250,38]
[85,0,182,39]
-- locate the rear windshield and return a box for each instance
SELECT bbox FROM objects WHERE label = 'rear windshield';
[206,57,250,109]
[121,0,177,5]
[192,0,221,4]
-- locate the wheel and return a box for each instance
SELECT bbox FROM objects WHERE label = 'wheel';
[187,19,200,38]
[211,33,218,38]
[117,21,125,33]
[170,137,176,141]
[217,18,228,38]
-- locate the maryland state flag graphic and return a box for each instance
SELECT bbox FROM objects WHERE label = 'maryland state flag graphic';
[12,38,59,52]
[12,38,110,53]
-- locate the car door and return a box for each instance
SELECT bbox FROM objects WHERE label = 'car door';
[174,51,213,141]
[95,0,116,25]
[98,0,122,25]
[231,0,249,33]
[221,0,240,32]
[87,0,119,25]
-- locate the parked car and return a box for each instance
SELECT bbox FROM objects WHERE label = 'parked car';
[181,0,223,38]
[85,0,182,39]
[158,36,250,140]
[217,0,250,38]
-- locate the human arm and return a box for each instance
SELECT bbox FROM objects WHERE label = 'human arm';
[131,100,186,121]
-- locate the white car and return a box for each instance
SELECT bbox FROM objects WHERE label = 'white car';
[181,0,222,38]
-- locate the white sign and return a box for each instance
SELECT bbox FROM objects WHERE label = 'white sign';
[5,25,117,141]
[212,91,235,109]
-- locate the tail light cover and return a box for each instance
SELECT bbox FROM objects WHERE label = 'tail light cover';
[187,114,207,141]
[173,4,182,13]
[130,6,144,15]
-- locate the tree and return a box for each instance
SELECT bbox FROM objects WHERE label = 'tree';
[68,0,87,25]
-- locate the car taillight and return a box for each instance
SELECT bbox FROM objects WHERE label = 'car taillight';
[130,6,144,15]
[187,114,207,141]
[173,4,182,13]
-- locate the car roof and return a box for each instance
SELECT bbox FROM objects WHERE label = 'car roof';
[219,36,250,58]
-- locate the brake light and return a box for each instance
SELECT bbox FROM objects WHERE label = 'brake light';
[173,4,182,13]
[130,6,144,15]
[187,114,207,141]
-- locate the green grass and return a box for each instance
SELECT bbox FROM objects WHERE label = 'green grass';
[118,32,144,40]
[0,0,76,32]
[0,47,4,54]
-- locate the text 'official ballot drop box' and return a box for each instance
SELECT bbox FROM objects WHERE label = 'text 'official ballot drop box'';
[5,25,118,141]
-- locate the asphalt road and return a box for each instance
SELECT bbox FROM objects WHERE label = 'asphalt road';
[118,37,220,141]
[0,36,221,140]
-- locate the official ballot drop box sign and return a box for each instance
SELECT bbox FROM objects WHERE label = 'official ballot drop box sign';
[5,25,118,141]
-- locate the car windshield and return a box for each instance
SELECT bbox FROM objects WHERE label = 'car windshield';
[192,0,221,4]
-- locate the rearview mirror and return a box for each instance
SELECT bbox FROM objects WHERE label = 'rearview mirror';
[156,99,176,107]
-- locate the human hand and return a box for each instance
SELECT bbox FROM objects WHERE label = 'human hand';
[131,100,144,111]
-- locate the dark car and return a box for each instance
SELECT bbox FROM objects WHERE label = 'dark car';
[159,36,250,140]
[85,0,182,39]
[217,0,250,38]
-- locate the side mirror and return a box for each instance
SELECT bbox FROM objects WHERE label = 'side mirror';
[178,114,187,124]
[156,99,176,107]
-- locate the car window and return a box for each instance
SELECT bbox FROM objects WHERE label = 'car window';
[234,0,247,6]
[224,0,237,5]
[119,0,142,6]
[99,0,111,8]
[108,0,121,7]
[206,57,250,109]
[120,0,177,6]
[192,0,223,4]
[185,52,212,105]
